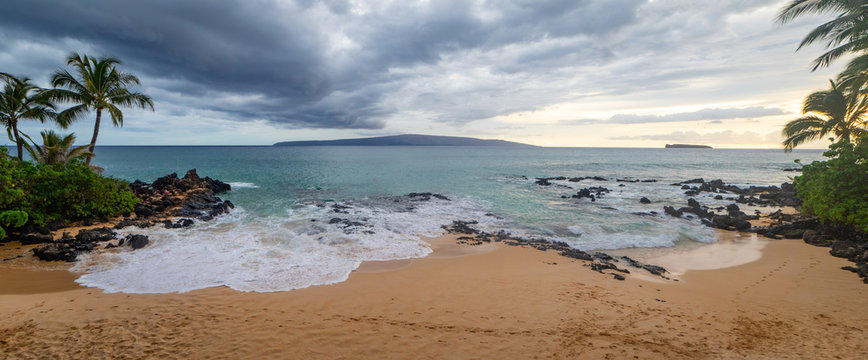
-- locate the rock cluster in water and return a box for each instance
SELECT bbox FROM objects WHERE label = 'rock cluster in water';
[532,174,866,283]
[442,220,671,281]
[2,169,234,262]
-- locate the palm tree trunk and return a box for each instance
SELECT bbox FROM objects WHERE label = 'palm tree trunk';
[86,108,102,165]
[11,119,22,161]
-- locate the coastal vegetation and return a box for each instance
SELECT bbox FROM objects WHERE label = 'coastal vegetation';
[795,136,868,230]
[0,146,137,236]
[0,53,148,238]
[23,130,93,166]
[778,0,868,232]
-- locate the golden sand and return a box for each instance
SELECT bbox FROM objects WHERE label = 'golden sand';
[0,233,866,359]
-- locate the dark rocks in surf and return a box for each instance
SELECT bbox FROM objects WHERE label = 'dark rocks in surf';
[130,169,234,222]
[328,217,371,234]
[639,197,651,204]
[671,178,799,208]
[163,218,195,229]
[535,178,552,186]
[569,176,607,182]
[664,198,754,232]
[118,234,149,249]
[442,220,670,281]
[181,189,234,221]
[571,187,611,202]
[406,192,451,201]
[535,176,608,186]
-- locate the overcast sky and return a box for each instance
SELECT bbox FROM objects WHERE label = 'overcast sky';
[0,0,847,148]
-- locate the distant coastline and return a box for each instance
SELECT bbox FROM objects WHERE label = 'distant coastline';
[274,134,537,147]
[665,144,712,149]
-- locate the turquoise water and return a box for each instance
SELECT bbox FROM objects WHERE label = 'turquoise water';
[67,146,822,293]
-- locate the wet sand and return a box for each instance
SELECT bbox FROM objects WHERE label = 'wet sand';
[1,233,866,359]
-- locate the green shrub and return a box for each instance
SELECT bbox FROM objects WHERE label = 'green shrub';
[0,147,138,228]
[795,137,868,231]
[0,210,28,240]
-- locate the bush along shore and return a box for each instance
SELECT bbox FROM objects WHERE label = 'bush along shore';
[1,169,232,262]
[532,175,867,283]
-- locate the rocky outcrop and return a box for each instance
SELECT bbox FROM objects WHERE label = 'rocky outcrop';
[133,169,233,222]
[663,197,757,232]
[24,169,233,262]
[32,230,115,262]
[442,220,670,281]
[670,178,799,208]
[118,234,150,249]
[565,187,611,202]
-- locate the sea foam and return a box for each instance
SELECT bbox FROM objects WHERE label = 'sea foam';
[73,195,502,293]
[227,182,258,189]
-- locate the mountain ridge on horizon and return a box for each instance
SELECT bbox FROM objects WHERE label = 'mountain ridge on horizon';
[273,134,537,147]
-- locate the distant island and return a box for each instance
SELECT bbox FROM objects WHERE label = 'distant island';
[665,144,712,149]
[274,134,537,147]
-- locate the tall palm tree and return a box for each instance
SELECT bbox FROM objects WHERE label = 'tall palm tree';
[0,75,58,160]
[49,53,154,164]
[22,130,92,165]
[783,80,868,150]
[777,0,868,70]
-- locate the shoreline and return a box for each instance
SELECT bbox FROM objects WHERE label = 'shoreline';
[1,232,866,358]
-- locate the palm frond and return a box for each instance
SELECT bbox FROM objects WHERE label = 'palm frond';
[783,128,824,152]
[783,115,828,137]
[777,0,851,24]
[56,104,91,127]
[105,103,124,127]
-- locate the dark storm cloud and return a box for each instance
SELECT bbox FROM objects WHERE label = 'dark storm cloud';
[561,106,787,125]
[0,0,795,137]
[0,0,647,130]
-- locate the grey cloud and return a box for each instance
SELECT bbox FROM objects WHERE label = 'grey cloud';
[0,0,651,131]
[561,106,787,125]
[0,0,805,137]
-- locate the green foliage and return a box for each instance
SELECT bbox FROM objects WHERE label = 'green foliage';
[0,147,137,228]
[782,80,868,151]
[0,210,28,240]
[795,136,868,231]
[0,210,28,228]
[23,130,93,165]
[777,0,868,70]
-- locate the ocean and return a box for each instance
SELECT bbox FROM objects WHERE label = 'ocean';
[63,146,823,293]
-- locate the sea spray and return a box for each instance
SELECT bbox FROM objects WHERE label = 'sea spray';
[72,195,503,293]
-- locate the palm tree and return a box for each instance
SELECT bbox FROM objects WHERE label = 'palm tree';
[22,130,92,165]
[777,0,868,70]
[49,53,153,164]
[0,75,58,160]
[783,80,868,150]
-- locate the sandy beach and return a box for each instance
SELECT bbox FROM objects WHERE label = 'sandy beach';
[1,231,866,359]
